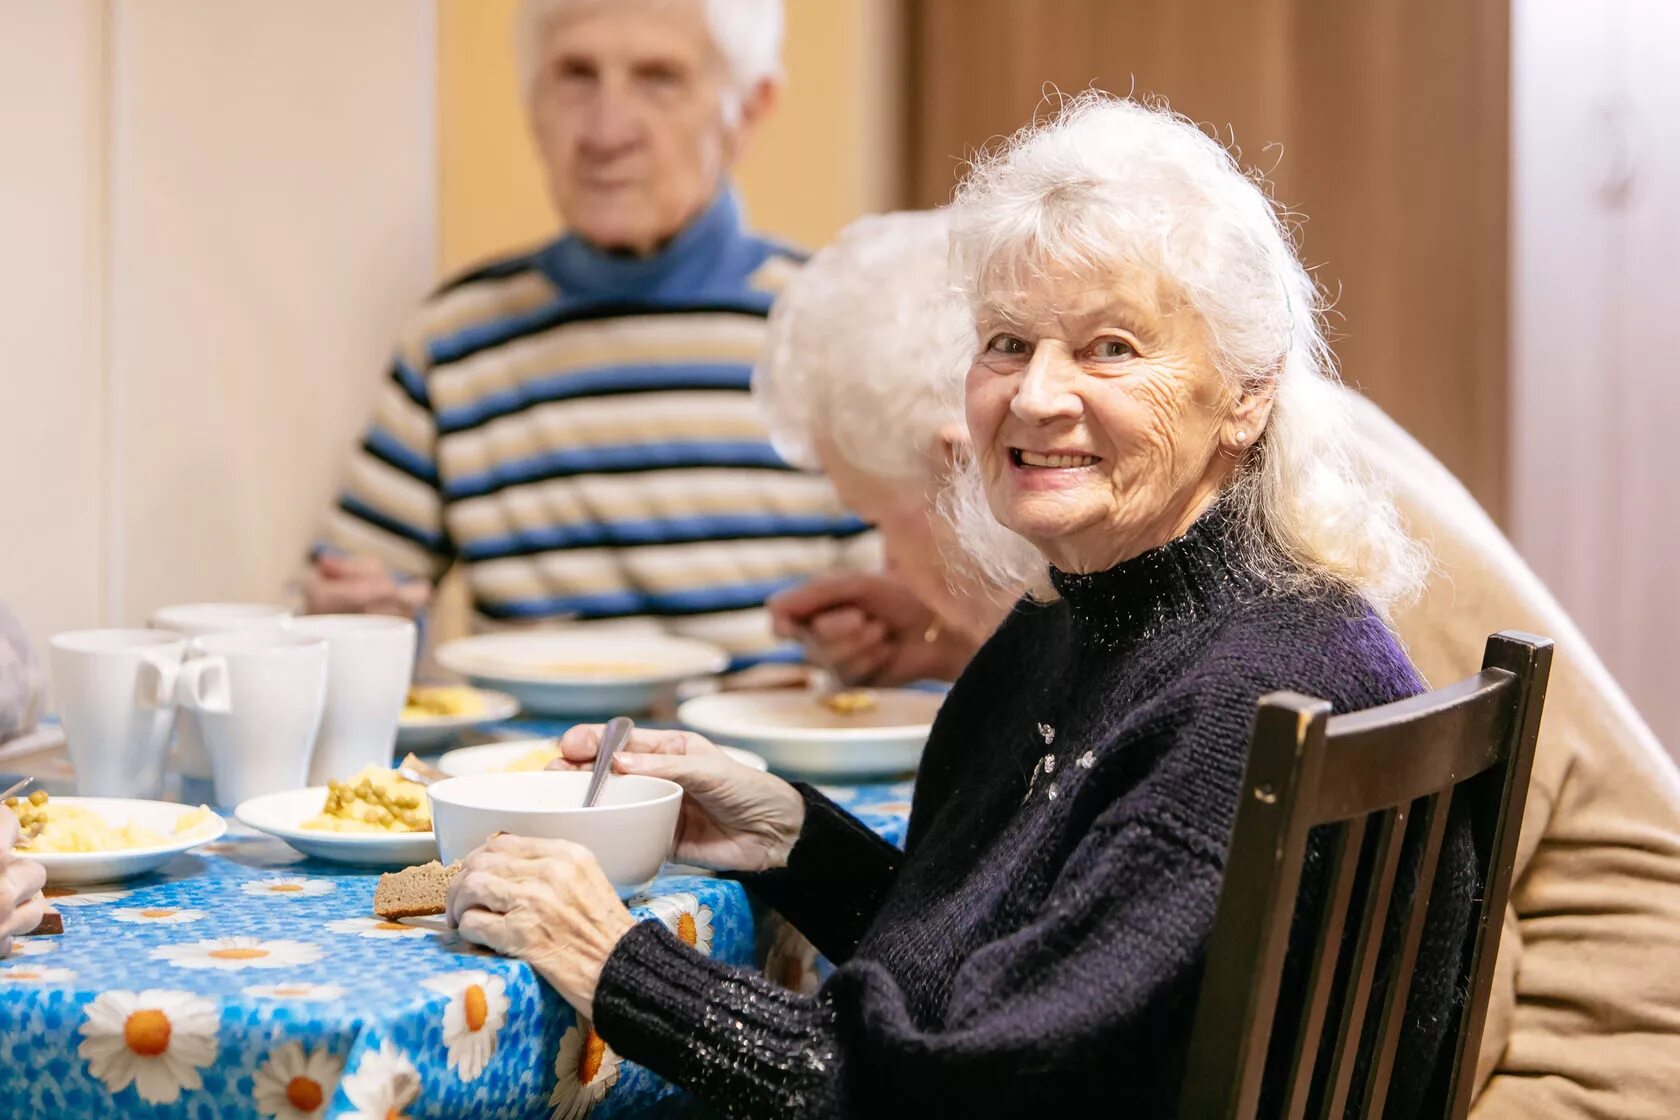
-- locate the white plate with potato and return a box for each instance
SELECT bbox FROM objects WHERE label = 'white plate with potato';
[676,688,946,780]
[234,768,438,868]
[396,685,520,751]
[8,795,227,885]
[437,737,770,777]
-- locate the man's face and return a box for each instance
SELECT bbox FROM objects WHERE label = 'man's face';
[528,0,751,255]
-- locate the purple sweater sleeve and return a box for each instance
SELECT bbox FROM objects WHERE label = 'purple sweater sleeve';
[729,783,903,964]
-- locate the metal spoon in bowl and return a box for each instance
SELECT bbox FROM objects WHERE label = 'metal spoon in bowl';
[584,716,633,808]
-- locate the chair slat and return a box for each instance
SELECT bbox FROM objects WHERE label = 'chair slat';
[1314,671,1514,821]
[1282,818,1366,1120]
[1319,805,1408,1119]
[1361,792,1452,1119]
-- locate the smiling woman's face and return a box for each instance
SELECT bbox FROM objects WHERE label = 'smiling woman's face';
[964,266,1250,574]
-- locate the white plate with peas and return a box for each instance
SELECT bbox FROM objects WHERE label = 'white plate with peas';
[234,788,438,869]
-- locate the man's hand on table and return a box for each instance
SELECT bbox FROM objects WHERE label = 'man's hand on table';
[303,553,430,618]
[0,805,46,958]
[769,573,981,685]
[446,833,635,1020]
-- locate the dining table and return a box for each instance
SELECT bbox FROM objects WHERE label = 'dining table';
[0,717,915,1119]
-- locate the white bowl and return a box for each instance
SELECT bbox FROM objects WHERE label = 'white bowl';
[437,737,769,776]
[234,787,438,868]
[428,771,682,898]
[434,631,729,717]
[23,797,227,885]
[677,688,945,780]
[396,688,521,752]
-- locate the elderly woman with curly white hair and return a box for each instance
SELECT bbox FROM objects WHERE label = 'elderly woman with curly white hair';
[442,95,1476,1117]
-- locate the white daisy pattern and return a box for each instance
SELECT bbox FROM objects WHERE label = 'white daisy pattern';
[242,877,337,900]
[8,937,58,957]
[420,970,510,1081]
[549,1021,621,1120]
[111,906,207,925]
[340,1041,420,1120]
[326,916,433,940]
[152,937,323,972]
[77,988,220,1104]
[642,893,714,956]
[253,1040,344,1120]
[0,964,75,984]
[41,886,132,907]
[243,983,347,1002]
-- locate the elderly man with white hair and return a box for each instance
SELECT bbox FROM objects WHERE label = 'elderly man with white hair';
[440,96,1477,1116]
[306,0,868,666]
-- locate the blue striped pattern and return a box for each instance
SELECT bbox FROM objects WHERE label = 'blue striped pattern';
[435,361,753,434]
[363,426,437,485]
[323,197,871,651]
[393,358,430,407]
[477,575,808,622]
[460,511,870,561]
[442,440,791,501]
[337,495,446,554]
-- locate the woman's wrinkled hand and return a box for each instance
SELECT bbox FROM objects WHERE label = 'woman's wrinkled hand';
[551,726,805,873]
[0,806,47,958]
[446,833,635,1019]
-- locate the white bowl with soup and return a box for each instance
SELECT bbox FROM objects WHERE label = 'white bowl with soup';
[427,771,682,898]
[434,631,729,717]
[677,687,946,780]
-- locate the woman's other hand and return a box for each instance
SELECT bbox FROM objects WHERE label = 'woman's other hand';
[0,806,46,958]
[552,727,805,873]
[769,572,981,685]
[446,833,634,1019]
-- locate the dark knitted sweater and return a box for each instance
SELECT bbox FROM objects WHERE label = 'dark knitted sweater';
[594,510,1475,1117]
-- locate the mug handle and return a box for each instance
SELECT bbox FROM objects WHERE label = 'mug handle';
[175,656,230,713]
[135,656,182,709]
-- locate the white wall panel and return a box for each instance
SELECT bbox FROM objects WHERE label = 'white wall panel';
[1512,0,1680,749]
[0,0,108,648]
[107,0,437,623]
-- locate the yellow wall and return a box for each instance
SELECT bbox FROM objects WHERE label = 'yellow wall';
[436,0,901,275]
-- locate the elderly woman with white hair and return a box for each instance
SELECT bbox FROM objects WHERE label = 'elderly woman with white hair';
[443,95,1475,1116]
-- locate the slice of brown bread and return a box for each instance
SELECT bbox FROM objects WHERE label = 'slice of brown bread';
[26,906,63,936]
[373,859,462,919]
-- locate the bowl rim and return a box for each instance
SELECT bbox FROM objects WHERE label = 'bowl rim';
[426,770,684,817]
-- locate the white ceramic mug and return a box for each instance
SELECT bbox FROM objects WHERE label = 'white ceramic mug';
[149,602,292,780]
[48,629,187,798]
[283,615,416,785]
[177,631,328,806]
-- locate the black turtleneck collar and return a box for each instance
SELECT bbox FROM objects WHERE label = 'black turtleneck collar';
[1049,502,1259,652]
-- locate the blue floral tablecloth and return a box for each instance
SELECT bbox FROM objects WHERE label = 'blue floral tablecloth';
[0,763,914,1119]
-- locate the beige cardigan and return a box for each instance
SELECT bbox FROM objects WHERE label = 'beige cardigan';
[1349,391,1680,1118]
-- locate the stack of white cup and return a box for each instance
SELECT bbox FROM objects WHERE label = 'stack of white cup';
[48,607,416,808]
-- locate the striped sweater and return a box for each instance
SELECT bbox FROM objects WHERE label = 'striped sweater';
[319,189,873,665]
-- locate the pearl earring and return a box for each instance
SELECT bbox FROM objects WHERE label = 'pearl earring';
[1235,431,1248,444]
